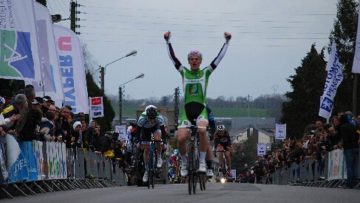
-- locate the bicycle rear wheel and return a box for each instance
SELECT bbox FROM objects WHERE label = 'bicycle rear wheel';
[149,171,154,189]
[148,147,154,189]
[199,173,206,191]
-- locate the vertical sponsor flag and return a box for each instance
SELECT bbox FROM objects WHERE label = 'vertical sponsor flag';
[33,3,64,106]
[257,143,266,156]
[319,43,343,120]
[352,4,360,73]
[0,0,41,81]
[275,123,286,140]
[90,97,104,118]
[53,25,89,113]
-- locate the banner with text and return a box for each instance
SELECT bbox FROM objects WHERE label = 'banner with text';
[0,0,41,81]
[90,97,104,118]
[319,43,343,120]
[32,3,64,106]
[275,123,286,140]
[53,25,89,113]
[257,143,266,156]
[115,125,128,141]
[0,138,8,183]
[6,135,30,183]
[327,149,347,180]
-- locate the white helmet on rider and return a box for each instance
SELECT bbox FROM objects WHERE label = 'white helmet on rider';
[217,124,225,131]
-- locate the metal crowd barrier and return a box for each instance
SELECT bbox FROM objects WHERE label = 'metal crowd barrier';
[0,135,127,199]
[268,148,360,187]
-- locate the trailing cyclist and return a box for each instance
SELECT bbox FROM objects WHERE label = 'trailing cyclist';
[214,124,232,176]
[135,105,167,183]
[164,31,231,177]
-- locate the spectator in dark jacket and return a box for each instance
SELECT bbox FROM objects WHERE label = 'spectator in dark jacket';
[338,113,359,188]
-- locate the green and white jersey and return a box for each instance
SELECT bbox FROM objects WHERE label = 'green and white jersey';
[179,66,212,105]
[166,41,229,105]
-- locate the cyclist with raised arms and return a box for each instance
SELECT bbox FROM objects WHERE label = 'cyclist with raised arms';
[135,105,166,183]
[164,31,231,176]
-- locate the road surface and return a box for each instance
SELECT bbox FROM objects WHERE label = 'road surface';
[2,183,360,203]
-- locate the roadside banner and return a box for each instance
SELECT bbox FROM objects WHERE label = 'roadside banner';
[257,143,266,156]
[0,0,41,81]
[32,3,64,106]
[327,149,347,180]
[90,97,104,118]
[115,125,127,141]
[275,123,286,140]
[319,43,343,120]
[6,135,29,183]
[53,25,89,113]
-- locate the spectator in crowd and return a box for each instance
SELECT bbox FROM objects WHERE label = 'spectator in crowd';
[93,126,111,153]
[60,106,74,148]
[12,94,42,141]
[81,120,90,150]
[41,96,53,116]
[71,121,82,149]
[338,113,359,188]
[24,84,35,103]
[0,96,6,126]
[39,104,56,141]
[87,120,98,151]
[324,125,340,150]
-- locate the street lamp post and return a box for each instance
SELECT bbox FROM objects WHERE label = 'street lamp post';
[99,50,137,95]
[118,73,145,124]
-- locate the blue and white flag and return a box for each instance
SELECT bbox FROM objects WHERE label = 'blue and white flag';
[32,3,64,106]
[257,143,266,156]
[319,43,343,120]
[275,123,286,140]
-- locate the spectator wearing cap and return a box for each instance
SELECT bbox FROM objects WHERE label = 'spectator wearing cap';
[11,94,41,141]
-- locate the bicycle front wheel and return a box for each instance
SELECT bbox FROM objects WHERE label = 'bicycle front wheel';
[192,173,197,194]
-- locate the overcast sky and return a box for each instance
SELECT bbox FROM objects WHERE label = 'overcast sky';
[48,0,338,100]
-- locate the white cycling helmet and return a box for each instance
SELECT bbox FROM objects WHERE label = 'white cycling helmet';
[217,124,225,131]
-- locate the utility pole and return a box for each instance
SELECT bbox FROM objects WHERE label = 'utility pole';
[174,87,180,128]
[247,94,251,117]
[70,1,76,32]
[119,87,123,124]
[100,66,105,95]
[353,75,358,115]
[70,1,80,34]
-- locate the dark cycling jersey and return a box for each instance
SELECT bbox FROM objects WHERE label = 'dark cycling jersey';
[214,130,231,149]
